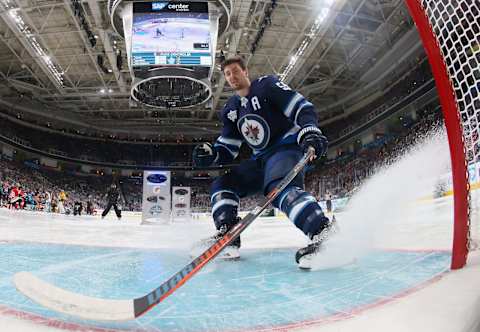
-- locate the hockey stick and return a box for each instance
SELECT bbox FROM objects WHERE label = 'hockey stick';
[13,147,315,321]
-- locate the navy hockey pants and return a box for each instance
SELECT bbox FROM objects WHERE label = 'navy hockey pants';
[210,146,329,237]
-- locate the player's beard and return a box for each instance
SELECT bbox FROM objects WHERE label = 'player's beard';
[231,79,249,93]
[231,81,241,90]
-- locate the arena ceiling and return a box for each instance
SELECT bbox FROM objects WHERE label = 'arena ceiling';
[0,0,423,140]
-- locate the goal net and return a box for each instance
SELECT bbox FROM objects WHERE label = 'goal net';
[405,0,480,268]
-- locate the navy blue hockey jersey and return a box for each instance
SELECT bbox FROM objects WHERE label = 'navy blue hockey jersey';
[214,75,320,163]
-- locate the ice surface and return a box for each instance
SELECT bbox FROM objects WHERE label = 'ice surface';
[0,129,478,331]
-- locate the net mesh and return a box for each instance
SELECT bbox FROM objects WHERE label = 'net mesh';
[420,0,480,250]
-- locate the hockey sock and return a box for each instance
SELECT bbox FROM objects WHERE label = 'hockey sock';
[211,190,240,230]
[273,186,329,237]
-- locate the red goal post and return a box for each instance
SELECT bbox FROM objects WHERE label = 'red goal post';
[405,0,479,269]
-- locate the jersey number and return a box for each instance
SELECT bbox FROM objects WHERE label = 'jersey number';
[276,82,292,91]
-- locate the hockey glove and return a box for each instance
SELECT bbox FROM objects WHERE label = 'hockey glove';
[193,143,218,167]
[298,127,328,160]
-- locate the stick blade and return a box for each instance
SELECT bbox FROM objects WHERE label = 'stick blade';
[13,272,135,321]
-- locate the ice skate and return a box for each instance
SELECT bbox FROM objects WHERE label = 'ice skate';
[191,223,241,260]
[296,215,337,269]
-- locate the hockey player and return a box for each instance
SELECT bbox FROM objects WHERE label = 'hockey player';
[73,200,83,216]
[101,183,121,220]
[9,184,24,210]
[44,190,52,213]
[325,192,333,213]
[192,56,333,267]
[57,190,67,214]
[86,199,94,215]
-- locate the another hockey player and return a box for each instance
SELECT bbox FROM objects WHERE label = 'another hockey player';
[57,190,67,214]
[86,199,95,215]
[73,200,83,216]
[192,56,334,267]
[9,184,24,210]
[325,192,333,213]
[102,183,121,220]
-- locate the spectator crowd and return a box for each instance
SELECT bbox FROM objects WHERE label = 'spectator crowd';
[0,103,445,217]
[0,159,120,215]
[0,103,444,217]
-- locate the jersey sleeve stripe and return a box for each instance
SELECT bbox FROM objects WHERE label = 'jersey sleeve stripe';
[293,101,314,125]
[214,142,239,159]
[283,93,305,118]
[217,136,242,147]
[281,124,301,140]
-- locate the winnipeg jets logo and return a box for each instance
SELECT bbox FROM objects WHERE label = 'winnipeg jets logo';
[227,110,237,122]
[238,114,270,150]
[243,121,261,142]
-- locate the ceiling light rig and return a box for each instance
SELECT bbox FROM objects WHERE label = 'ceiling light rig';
[71,0,97,47]
[250,0,277,55]
[279,0,335,82]
[0,0,65,87]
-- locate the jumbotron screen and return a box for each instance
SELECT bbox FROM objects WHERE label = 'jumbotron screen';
[131,1,212,67]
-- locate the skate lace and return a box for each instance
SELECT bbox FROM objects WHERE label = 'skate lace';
[311,218,337,244]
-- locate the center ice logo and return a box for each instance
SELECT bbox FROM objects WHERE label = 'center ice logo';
[238,114,270,150]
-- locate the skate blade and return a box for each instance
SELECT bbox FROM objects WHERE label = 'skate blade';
[221,255,241,261]
[298,255,357,271]
[218,247,240,260]
[298,255,313,270]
